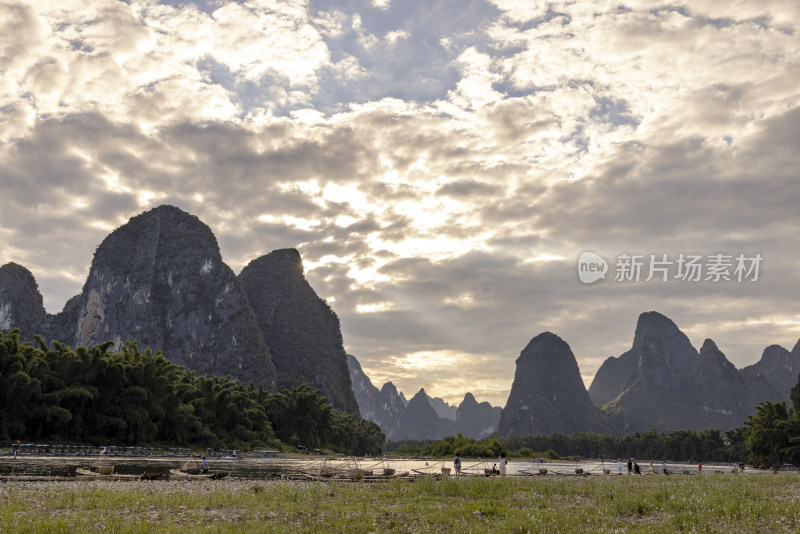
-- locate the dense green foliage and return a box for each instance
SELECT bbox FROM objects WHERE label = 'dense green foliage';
[742,374,800,466]
[390,434,507,458]
[503,429,743,462]
[387,428,743,462]
[0,329,383,455]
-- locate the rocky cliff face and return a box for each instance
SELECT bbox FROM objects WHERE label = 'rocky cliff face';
[395,388,455,441]
[39,205,276,387]
[428,395,458,421]
[0,263,46,333]
[239,249,358,413]
[455,392,502,439]
[347,354,403,438]
[693,339,768,430]
[741,344,800,404]
[590,312,796,433]
[497,332,603,437]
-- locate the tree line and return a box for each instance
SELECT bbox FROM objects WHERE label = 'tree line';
[742,375,800,466]
[386,373,800,466]
[386,428,743,463]
[0,329,383,456]
[3,326,796,465]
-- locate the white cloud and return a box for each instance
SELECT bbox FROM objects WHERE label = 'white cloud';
[2,0,799,407]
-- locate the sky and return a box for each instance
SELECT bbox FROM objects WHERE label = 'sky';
[1,0,799,408]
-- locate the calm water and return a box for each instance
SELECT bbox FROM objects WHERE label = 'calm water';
[0,455,752,480]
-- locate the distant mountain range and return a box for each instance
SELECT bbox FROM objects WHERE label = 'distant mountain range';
[349,312,798,441]
[2,206,797,441]
[347,354,501,440]
[496,311,800,437]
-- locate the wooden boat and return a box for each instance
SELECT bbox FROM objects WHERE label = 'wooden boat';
[168,469,230,480]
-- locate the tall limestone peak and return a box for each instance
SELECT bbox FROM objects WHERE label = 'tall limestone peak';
[633,311,687,343]
[592,313,705,432]
[454,392,502,439]
[497,332,602,437]
[239,248,358,413]
[460,392,478,408]
[591,313,796,433]
[427,395,457,421]
[395,388,454,440]
[590,311,698,409]
[632,311,699,386]
[56,204,276,388]
[741,344,800,402]
[347,354,402,438]
[0,262,46,332]
[697,339,736,372]
[380,382,409,407]
[692,339,754,428]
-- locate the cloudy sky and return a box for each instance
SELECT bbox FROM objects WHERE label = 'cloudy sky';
[2,0,799,407]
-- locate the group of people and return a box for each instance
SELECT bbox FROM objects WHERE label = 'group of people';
[614,458,655,475]
[615,458,714,475]
[453,452,508,475]
[618,458,642,475]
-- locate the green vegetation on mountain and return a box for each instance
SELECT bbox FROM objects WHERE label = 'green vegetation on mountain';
[0,329,383,455]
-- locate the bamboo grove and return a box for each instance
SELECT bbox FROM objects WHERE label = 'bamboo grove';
[0,329,384,455]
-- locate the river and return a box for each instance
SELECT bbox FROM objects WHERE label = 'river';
[0,455,755,480]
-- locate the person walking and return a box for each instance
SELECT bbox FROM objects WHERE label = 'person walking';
[627,458,633,475]
[454,454,461,474]
[617,458,623,474]
[498,452,507,476]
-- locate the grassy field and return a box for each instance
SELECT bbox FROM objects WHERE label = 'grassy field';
[1,473,798,533]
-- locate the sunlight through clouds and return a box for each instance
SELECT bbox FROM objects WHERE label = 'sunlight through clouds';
[2,0,799,407]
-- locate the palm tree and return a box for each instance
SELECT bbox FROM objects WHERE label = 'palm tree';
[745,401,791,466]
